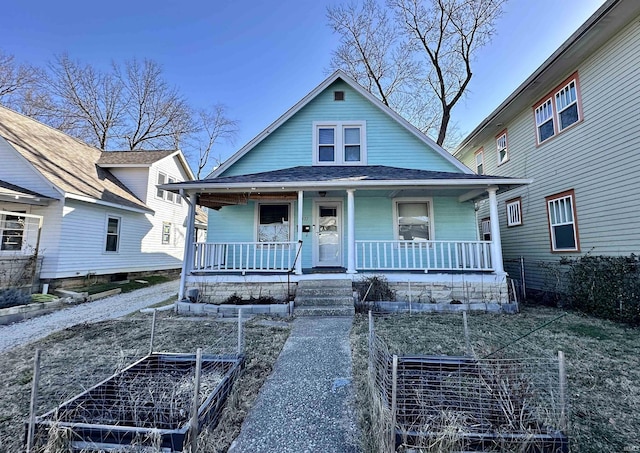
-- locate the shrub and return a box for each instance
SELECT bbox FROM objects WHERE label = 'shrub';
[354,275,395,302]
[567,254,640,324]
[0,288,32,309]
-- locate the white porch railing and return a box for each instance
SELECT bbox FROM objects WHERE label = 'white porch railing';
[356,240,493,272]
[193,241,300,272]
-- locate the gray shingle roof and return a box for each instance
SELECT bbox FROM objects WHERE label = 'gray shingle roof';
[197,165,506,185]
[97,150,177,165]
[0,106,149,212]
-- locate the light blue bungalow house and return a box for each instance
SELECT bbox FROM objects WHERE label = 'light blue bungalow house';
[163,71,530,307]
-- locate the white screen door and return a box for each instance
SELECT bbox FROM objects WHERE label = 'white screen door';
[314,201,342,267]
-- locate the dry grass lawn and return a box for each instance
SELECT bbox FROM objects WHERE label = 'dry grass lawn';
[351,304,640,453]
[0,310,291,453]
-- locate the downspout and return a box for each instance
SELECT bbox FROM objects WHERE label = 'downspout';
[179,190,197,301]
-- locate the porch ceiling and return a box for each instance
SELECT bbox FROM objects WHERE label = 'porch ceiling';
[0,180,54,206]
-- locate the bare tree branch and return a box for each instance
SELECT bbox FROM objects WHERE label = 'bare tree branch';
[0,49,39,109]
[329,0,504,147]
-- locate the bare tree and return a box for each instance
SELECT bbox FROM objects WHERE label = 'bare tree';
[42,54,125,149]
[191,104,238,179]
[328,0,505,147]
[117,59,193,150]
[0,49,39,109]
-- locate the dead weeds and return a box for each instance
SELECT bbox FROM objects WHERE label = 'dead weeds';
[351,305,640,453]
[0,312,291,453]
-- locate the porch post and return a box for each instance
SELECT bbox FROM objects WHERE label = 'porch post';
[179,191,197,301]
[346,189,357,274]
[487,186,505,275]
[296,190,303,275]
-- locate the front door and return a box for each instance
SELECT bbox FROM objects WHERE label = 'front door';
[313,201,342,267]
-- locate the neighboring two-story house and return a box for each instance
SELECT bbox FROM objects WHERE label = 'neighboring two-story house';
[163,70,529,304]
[0,105,203,290]
[454,0,640,296]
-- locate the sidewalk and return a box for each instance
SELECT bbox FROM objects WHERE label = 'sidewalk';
[229,316,361,453]
[0,280,178,353]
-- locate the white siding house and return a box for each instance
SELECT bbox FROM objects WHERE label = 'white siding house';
[454,0,640,295]
[0,105,202,288]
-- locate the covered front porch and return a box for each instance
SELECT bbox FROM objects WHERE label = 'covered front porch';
[163,166,530,301]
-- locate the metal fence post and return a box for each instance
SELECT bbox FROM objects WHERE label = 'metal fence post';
[190,348,203,452]
[390,354,398,452]
[462,311,471,357]
[237,309,243,354]
[558,350,567,432]
[26,348,42,453]
[520,256,527,301]
[149,309,157,355]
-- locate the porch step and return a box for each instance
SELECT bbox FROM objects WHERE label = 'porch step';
[294,305,355,317]
[294,279,355,316]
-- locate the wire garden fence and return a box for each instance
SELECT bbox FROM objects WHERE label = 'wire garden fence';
[367,312,569,452]
[25,310,246,453]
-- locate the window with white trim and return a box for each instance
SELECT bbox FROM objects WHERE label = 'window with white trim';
[496,131,508,165]
[506,198,522,227]
[105,216,121,252]
[546,190,579,252]
[162,222,171,245]
[313,121,366,165]
[475,149,484,175]
[481,218,491,241]
[0,213,25,251]
[257,203,291,243]
[156,172,180,204]
[534,72,582,144]
[394,199,433,241]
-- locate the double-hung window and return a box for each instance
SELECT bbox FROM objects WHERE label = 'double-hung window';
[534,72,582,144]
[481,218,491,241]
[474,149,484,175]
[162,222,171,245]
[105,216,121,253]
[496,131,508,165]
[156,172,180,204]
[395,199,433,242]
[257,203,291,243]
[0,214,25,251]
[546,190,579,252]
[314,121,366,165]
[506,198,522,227]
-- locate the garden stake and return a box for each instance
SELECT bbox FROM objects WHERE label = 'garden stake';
[462,311,471,356]
[149,309,157,355]
[558,350,567,431]
[26,348,41,453]
[390,354,398,453]
[190,348,203,452]
[237,309,243,354]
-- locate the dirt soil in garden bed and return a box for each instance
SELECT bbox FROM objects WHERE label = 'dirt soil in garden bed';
[351,304,640,453]
[0,311,291,453]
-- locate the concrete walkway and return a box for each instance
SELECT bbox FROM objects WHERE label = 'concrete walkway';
[0,280,178,353]
[229,316,361,453]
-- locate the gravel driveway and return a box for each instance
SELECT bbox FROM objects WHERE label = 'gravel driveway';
[0,280,179,353]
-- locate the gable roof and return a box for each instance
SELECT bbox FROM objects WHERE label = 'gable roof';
[210,70,472,177]
[454,0,640,154]
[0,105,150,213]
[97,150,196,179]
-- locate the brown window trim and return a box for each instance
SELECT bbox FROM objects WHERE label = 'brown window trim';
[533,71,583,146]
[505,197,522,227]
[545,189,581,253]
[495,129,509,166]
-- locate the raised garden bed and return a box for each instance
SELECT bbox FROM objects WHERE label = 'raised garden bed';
[30,352,244,451]
[177,301,293,317]
[389,355,568,452]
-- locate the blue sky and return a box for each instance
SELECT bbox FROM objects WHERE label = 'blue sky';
[3,0,604,164]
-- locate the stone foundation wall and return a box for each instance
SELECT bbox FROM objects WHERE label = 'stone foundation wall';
[389,279,509,304]
[187,281,294,304]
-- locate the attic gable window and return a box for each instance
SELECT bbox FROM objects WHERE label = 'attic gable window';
[334,91,345,101]
[533,72,582,145]
[156,171,181,205]
[313,121,366,165]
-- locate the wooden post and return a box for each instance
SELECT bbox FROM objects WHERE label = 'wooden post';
[558,350,567,432]
[149,309,157,355]
[390,354,398,452]
[237,309,243,355]
[463,311,471,357]
[26,348,42,453]
[190,348,203,452]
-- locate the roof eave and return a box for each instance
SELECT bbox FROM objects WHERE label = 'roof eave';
[65,193,153,214]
